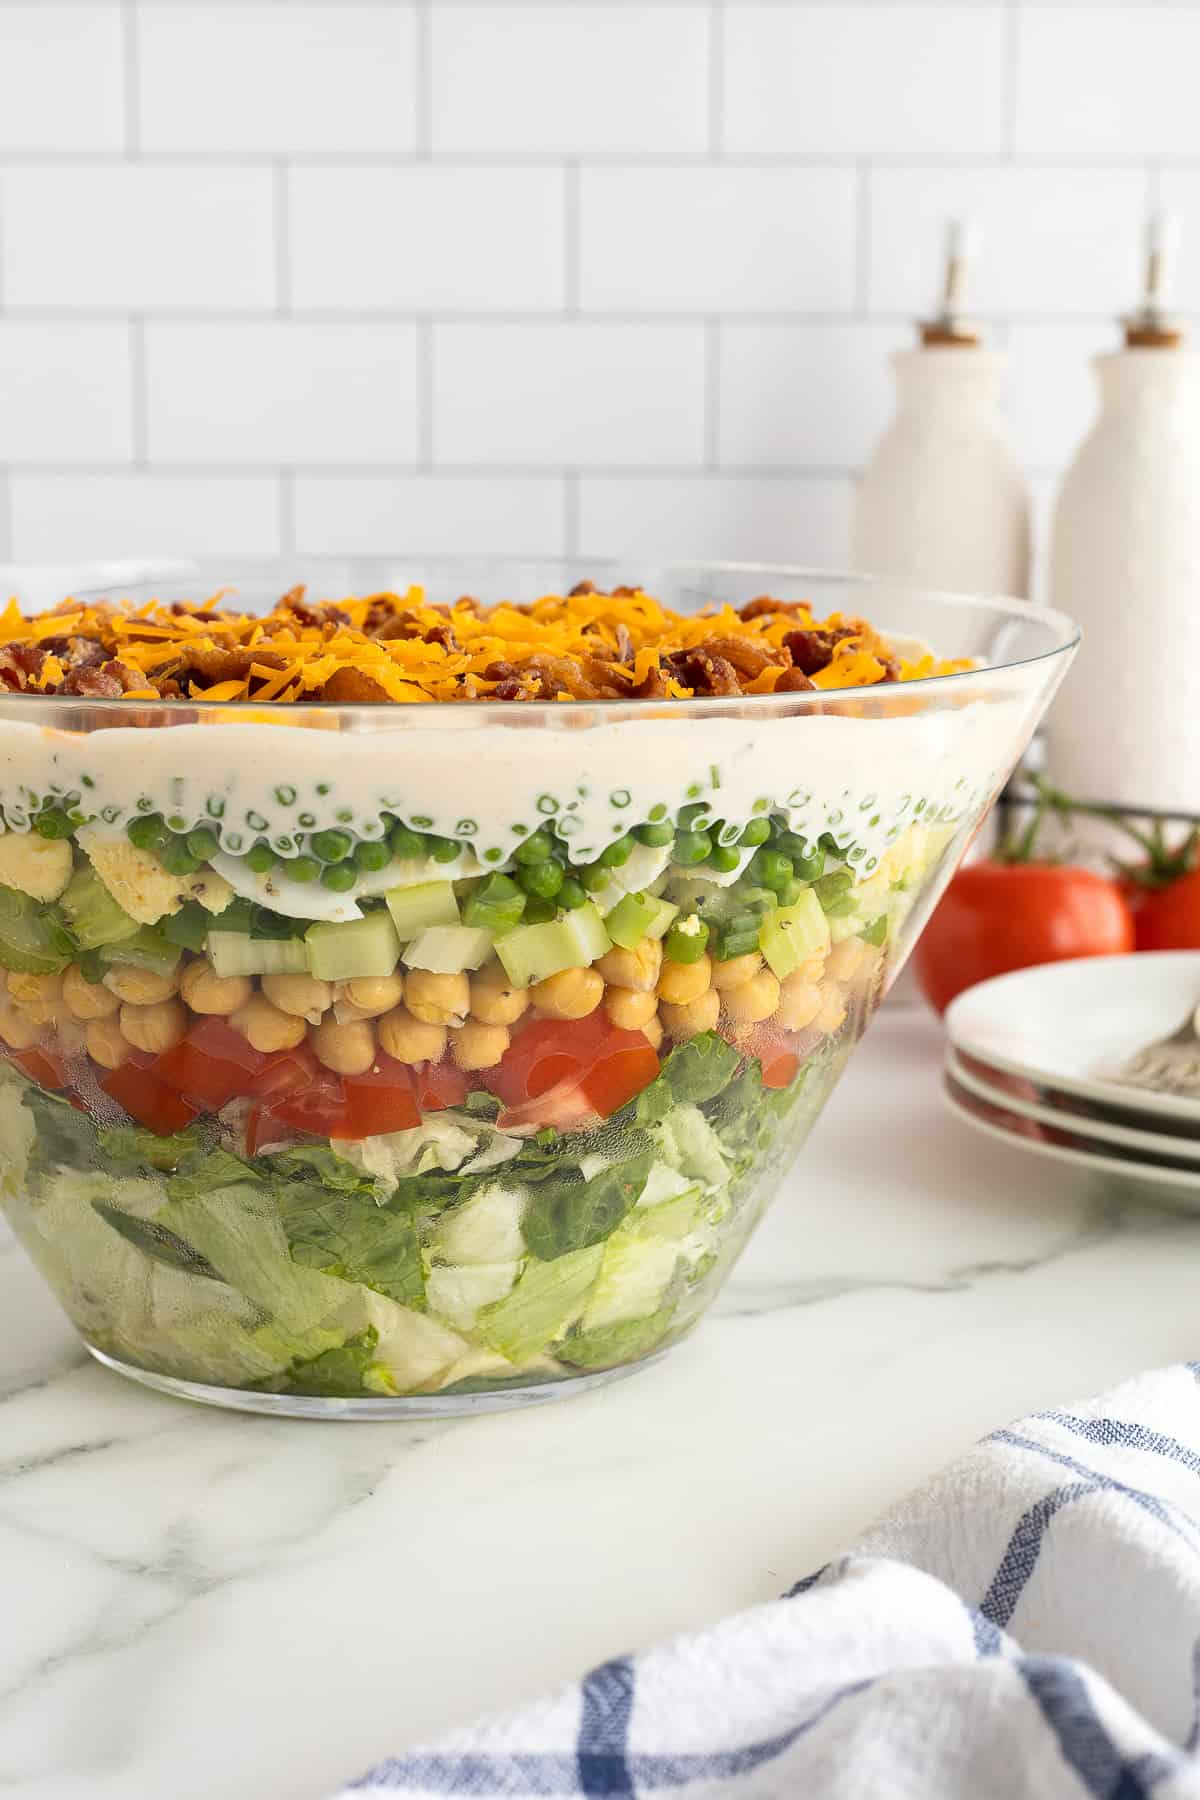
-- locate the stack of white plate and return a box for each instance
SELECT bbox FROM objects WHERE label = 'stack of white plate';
[943,953,1200,1202]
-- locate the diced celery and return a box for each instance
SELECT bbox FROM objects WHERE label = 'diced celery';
[0,886,72,975]
[208,931,309,979]
[605,891,658,950]
[306,910,401,981]
[403,924,494,974]
[101,925,182,978]
[642,895,680,941]
[758,889,831,980]
[59,864,140,951]
[384,880,459,939]
[494,901,611,989]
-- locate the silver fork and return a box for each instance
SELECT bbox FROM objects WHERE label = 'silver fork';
[1113,1001,1200,1097]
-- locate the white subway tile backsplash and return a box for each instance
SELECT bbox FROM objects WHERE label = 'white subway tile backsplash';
[138,4,418,154]
[432,325,705,466]
[2,167,277,312]
[9,474,281,561]
[145,324,419,465]
[1016,7,1200,155]
[580,167,856,314]
[867,167,1148,318]
[430,6,709,154]
[1006,321,1111,474]
[719,323,908,468]
[0,7,124,153]
[0,325,132,465]
[0,0,1189,571]
[293,476,566,557]
[578,475,854,565]
[724,6,1007,155]
[290,168,565,312]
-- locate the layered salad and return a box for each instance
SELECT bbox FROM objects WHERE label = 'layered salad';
[0,581,990,1403]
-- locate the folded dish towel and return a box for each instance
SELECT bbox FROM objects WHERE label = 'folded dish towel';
[337,1365,1200,1798]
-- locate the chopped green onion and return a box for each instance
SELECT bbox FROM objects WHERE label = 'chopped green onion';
[751,847,794,892]
[665,917,709,963]
[34,807,73,841]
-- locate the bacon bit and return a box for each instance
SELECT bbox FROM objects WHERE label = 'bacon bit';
[0,582,970,705]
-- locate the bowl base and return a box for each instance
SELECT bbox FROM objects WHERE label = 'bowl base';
[84,1342,668,1419]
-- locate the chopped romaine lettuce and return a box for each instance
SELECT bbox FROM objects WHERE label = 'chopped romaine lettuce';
[477,1245,603,1361]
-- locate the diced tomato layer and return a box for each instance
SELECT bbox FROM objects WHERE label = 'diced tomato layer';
[491,1017,662,1129]
[338,1055,420,1138]
[413,1058,468,1113]
[100,1061,199,1135]
[10,1044,68,1090]
[737,1027,807,1090]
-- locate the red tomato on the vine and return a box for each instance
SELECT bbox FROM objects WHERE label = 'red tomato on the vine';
[913,860,1135,1015]
[1132,868,1200,952]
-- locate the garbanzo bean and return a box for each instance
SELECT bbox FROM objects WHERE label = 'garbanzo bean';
[180,958,253,1016]
[595,938,662,993]
[711,951,764,993]
[311,1015,376,1075]
[469,962,530,1027]
[657,953,712,1006]
[0,999,40,1049]
[261,972,332,1022]
[233,993,308,1054]
[531,966,604,1020]
[405,969,470,1027]
[451,1020,510,1071]
[102,964,179,1006]
[378,1005,447,1065]
[7,971,64,1025]
[605,985,658,1031]
[63,963,121,1021]
[85,1015,130,1069]
[773,976,822,1032]
[721,969,781,1025]
[827,937,867,983]
[642,1014,664,1051]
[343,974,405,1018]
[661,989,720,1041]
[120,999,187,1055]
[814,987,848,1035]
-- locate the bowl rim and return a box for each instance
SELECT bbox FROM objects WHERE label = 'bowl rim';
[4,559,1080,719]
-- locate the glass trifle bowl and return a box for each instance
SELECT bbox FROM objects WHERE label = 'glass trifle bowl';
[0,562,1077,1416]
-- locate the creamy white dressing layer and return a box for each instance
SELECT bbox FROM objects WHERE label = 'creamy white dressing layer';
[0,685,1035,905]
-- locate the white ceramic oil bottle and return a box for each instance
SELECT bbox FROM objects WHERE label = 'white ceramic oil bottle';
[1047,214,1200,818]
[852,221,1031,600]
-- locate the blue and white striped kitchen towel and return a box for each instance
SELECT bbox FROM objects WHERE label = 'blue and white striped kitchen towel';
[337,1365,1200,1798]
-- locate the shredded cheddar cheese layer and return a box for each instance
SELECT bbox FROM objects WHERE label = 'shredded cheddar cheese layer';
[0,583,971,705]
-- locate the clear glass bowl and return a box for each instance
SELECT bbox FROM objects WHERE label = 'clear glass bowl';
[0,562,1077,1416]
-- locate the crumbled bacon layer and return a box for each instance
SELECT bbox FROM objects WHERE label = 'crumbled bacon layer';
[0,583,969,705]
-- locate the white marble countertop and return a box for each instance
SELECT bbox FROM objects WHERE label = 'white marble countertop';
[3,1005,1200,1799]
